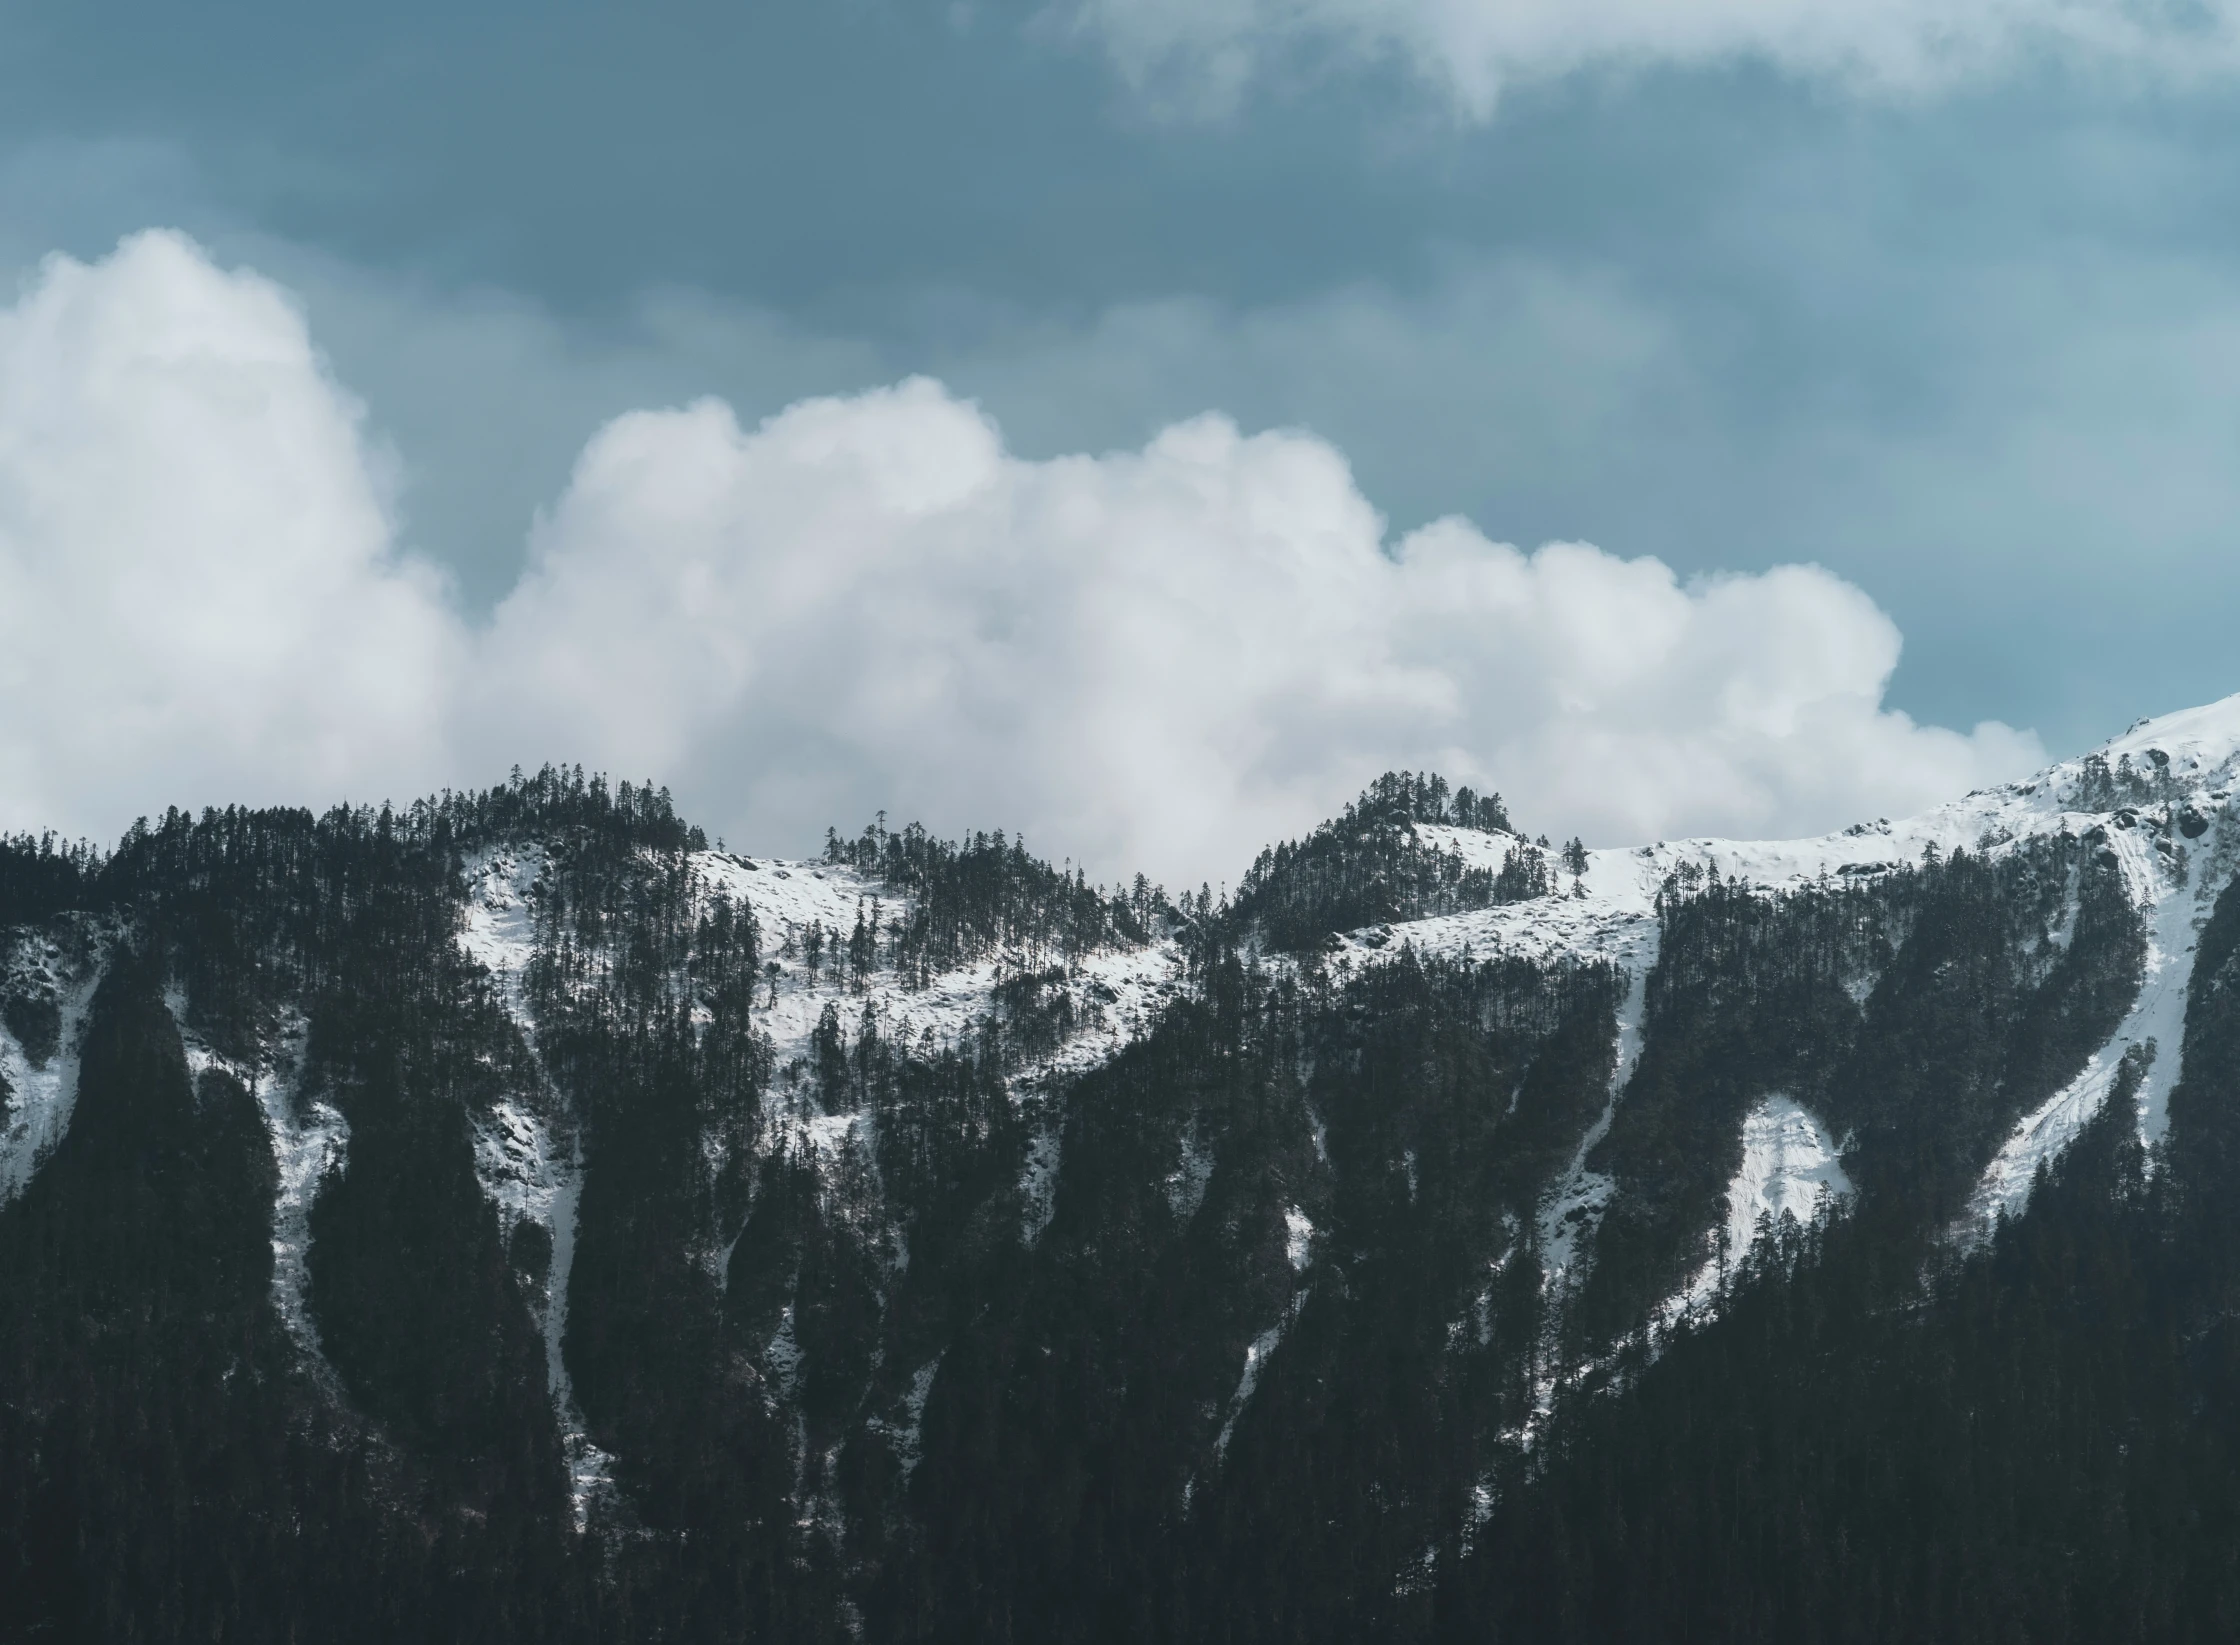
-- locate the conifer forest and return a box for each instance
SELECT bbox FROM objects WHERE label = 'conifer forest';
[8,718,2240,1643]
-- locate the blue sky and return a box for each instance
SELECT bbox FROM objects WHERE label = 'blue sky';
[0,0,2235,871]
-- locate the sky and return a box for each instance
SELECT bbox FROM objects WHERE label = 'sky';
[1,0,2236,883]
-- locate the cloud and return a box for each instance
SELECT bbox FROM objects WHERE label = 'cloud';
[482,380,2039,883]
[1063,0,2240,117]
[1,233,2040,885]
[0,230,466,836]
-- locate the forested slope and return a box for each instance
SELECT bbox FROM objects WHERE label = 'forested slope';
[0,707,2238,1641]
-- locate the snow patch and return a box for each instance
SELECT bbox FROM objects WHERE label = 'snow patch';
[868,1356,943,1480]
[465,1100,615,1527]
[1409,822,1533,873]
[1535,942,1656,1297]
[0,926,108,1206]
[473,1100,568,1228]
[1664,1095,1852,1323]
[1966,796,2226,1232]
[697,848,1188,1277]
[461,845,546,1020]
[696,849,1188,1081]
[1020,1122,1062,1245]
[457,851,615,1528]
[757,1094,878,1192]
[544,1163,614,1524]
[1213,1289,1307,1461]
[253,1019,348,1375]
[1722,1096,1853,1256]
[157,989,351,1381]
[1165,1122,1214,1221]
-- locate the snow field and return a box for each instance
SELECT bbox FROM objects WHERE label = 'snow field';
[460,845,545,1019]
[1660,1095,1853,1326]
[691,849,1188,1078]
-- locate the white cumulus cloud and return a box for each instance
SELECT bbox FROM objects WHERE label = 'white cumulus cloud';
[1,232,2041,885]
[0,230,466,836]
[1064,0,2240,118]
[481,377,2039,883]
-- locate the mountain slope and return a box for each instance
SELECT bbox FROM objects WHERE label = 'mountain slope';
[1,703,2238,1640]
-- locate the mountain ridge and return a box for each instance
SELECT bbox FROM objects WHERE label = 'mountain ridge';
[3,696,2240,1640]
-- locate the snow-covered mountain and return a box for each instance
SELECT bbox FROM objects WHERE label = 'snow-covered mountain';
[1372,699,2238,1322]
[7,698,2240,1641]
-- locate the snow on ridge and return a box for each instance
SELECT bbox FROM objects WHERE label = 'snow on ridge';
[690,849,1188,1081]
[1620,690,2240,905]
[1340,692,2240,981]
[1408,822,1533,871]
[2101,691,2240,770]
[472,842,1189,1117]
[1349,702,2240,1295]
[1952,699,2240,1211]
[0,923,109,1207]
[1318,856,1659,1343]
